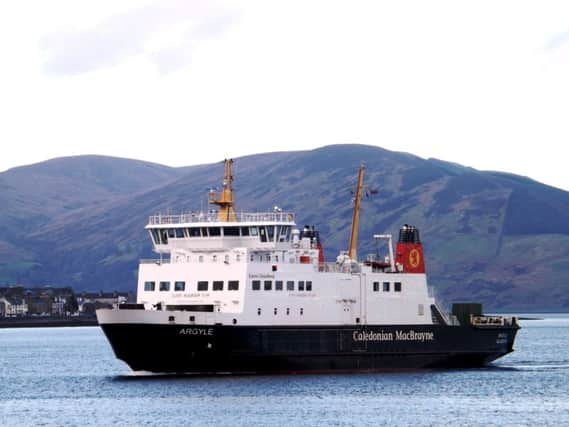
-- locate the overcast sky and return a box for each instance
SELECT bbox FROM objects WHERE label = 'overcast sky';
[1,0,568,190]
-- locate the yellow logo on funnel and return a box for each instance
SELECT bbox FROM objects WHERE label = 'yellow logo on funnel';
[409,249,420,268]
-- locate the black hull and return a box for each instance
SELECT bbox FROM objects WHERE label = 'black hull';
[100,323,519,374]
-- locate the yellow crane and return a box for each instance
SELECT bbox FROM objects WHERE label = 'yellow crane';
[348,163,365,260]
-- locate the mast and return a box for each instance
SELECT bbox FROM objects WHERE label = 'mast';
[348,164,365,260]
[209,159,237,222]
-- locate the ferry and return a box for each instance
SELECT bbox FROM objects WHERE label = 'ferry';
[97,160,519,373]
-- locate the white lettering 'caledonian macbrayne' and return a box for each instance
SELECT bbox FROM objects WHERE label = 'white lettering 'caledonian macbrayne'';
[353,330,435,342]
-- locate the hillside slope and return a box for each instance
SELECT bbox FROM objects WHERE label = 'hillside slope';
[1,146,568,310]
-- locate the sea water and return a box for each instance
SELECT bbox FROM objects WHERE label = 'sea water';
[1,315,568,426]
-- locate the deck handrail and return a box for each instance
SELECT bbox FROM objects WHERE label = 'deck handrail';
[148,211,295,225]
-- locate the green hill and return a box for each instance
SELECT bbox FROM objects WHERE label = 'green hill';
[1,145,567,311]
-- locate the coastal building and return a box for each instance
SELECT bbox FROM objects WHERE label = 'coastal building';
[0,296,28,317]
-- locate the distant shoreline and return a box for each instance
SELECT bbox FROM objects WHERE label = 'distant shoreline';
[0,316,98,328]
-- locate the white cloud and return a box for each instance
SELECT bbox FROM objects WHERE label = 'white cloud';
[0,0,568,191]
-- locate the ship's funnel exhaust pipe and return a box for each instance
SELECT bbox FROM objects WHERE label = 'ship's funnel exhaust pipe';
[395,224,425,273]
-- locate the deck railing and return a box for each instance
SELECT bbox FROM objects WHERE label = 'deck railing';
[148,211,295,225]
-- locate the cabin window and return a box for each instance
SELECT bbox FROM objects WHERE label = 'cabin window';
[418,304,424,316]
[264,280,272,291]
[275,280,283,291]
[306,281,312,291]
[267,225,275,241]
[144,281,155,291]
[274,308,277,315]
[241,227,250,236]
[224,227,240,236]
[159,281,170,291]
[213,281,224,291]
[224,255,230,263]
[228,280,239,291]
[188,228,201,237]
[395,282,402,292]
[383,282,390,292]
[286,308,290,315]
[208,227,221,237]
[298,281,305,291]
[257,308,261,316]
[250,254,255,262]
[212,255,217,262]
[373,282,380,292]
[175,228,184,238]
[266,254,271,262]
[252,280,261,291]
[259,227,267,242]
[174,281,185,291]
[197,281,208,291]
[236,254,241,262]
[250,226,258,236]
[300,308,304,315]
[287,281,294,291]
[199,255,204,263]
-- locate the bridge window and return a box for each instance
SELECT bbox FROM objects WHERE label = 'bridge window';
[275,280,283,291]
[287,281,294,291]
[241,227,250,236]
[259,227,267,242]
[383,282,390,292]
[188,228,201,237]
[213,281,223,291]
[175,228,184,238]
[174,281,185,291]
[306,281,312,291]
[267,225,275,241]
[373,282,380,292]
[395,282,402,292]
[228,280,239,291]
[208,227,221,237]
[161,229,168,244]
[159,281,170,291]
[250,226,258,236]
[197,281,208,291]
[264,280,272,291]
[224,227,240,236]
[144,281,155,291]
[168,229,176,238]
[150,229,161,244]
[201,227,209,237]
[252,280,261,291]
[298,281,305,291]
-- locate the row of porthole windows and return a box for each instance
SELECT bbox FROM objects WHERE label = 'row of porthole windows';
[257,307,304,316]
[144,280,240,292]
[251,280,313,292]
[372,281,402,292]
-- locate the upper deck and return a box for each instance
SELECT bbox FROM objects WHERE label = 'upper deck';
[147,211,295,226]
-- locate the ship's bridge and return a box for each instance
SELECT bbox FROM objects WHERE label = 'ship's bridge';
[146,211,296,252]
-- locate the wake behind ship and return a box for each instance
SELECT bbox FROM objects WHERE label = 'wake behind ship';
[97,160,519,374]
